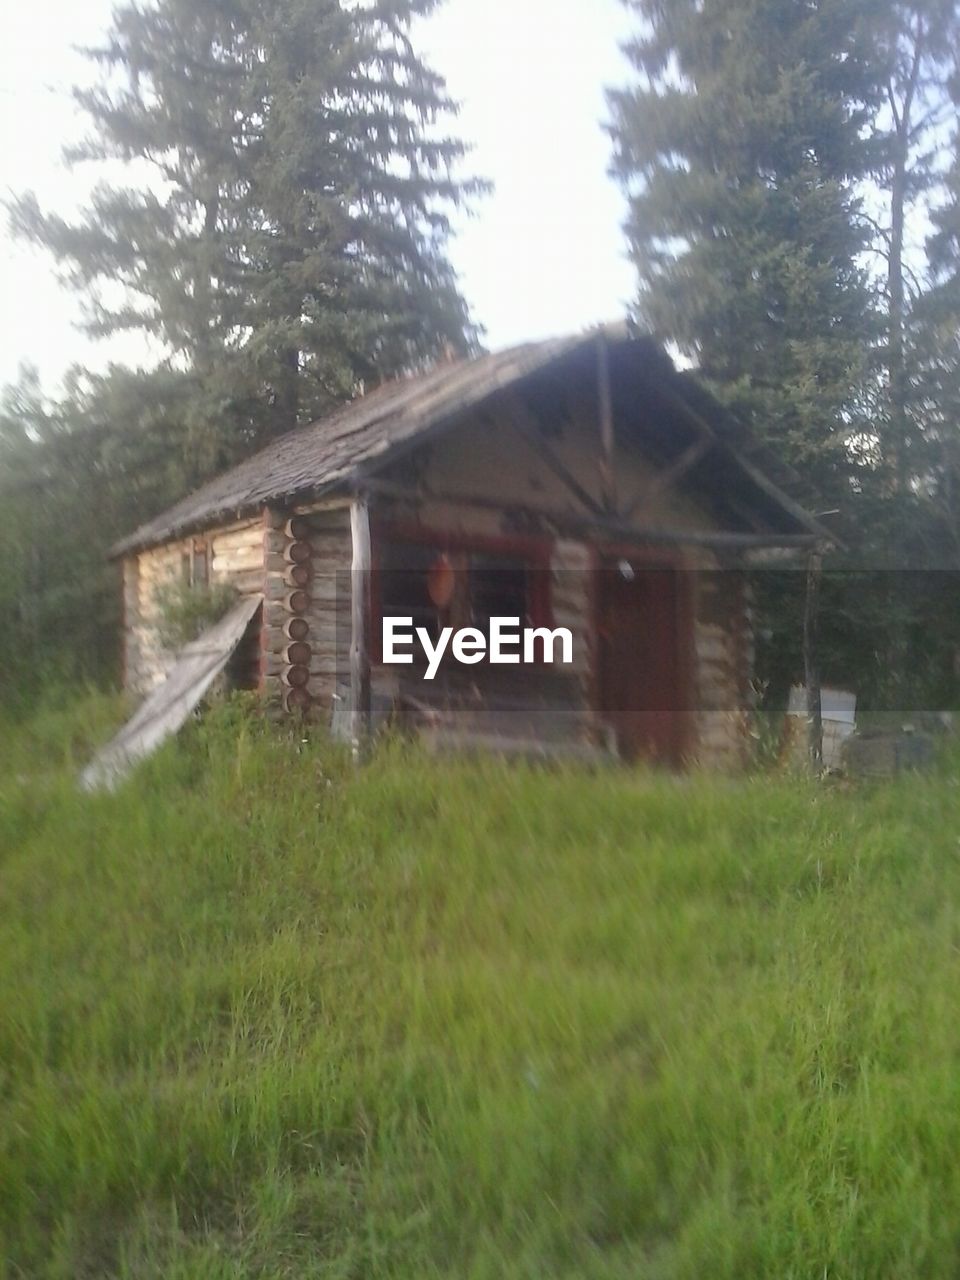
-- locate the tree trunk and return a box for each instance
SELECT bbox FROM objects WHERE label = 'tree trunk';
[275,345,300,436]
[889,134,908,493]
[194,189,220,375]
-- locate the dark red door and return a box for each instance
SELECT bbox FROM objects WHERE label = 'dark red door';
[597,560,688,765]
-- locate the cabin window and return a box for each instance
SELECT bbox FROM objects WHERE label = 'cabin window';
[467,553,531,641]
[192,541,210,589]
[378,541,446,643]
[181,540,210,588]
[375,536,549,665]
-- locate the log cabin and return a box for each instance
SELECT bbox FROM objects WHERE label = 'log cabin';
[108,325,831,771]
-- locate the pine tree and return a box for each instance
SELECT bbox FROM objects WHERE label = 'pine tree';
[608,0,880,503]
[864,0,958,495]
[608,0,960,705]
[912,89,960,563]
[10,0,481,462]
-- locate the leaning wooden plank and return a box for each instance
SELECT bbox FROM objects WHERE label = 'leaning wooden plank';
[80,594,263,792]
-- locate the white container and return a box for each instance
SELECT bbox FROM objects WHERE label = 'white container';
[787,686,856,771]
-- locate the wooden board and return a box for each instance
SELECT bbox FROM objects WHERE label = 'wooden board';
[82,594,263,791]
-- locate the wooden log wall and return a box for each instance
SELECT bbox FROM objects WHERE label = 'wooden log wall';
[124,518,264,695]
[260,504,352,717]
[127,540,186,692]
[549,539,596,741]
[121,556,142,693]
[214,522,266,692]
[121,498,755,771]
[692,557,753,770]
[210,523,265,596]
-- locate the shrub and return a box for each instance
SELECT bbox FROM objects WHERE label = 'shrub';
[153,578,238,650]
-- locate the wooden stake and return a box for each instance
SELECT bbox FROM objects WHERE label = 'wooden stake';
[803,548,824,773]
[350,494,372,762]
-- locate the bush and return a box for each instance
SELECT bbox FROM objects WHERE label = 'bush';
[153,578,238,650]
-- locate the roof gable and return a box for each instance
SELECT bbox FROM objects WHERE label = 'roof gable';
[111,327,829,557]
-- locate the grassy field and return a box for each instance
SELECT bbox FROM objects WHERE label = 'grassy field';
[3,697,960,1277]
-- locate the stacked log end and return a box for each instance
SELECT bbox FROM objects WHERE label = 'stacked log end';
[261,508,314,715]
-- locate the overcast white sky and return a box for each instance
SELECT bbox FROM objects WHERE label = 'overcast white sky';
[0,0,637,394]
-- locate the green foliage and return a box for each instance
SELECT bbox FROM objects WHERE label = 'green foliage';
[5,697,960,1276]
[153,578,239,651]
[912,55,960,559]
[0,0,483,701]
[609,0,960,702]
[753,565,960,713]
[0,366,204,714]
[608,0,881,505]
[607,0,960,509]
[9,0,483,451]
[863,0,960,498]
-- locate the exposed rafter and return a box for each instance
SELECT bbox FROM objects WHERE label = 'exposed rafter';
[622,432,714,522]
[503,393,606,519]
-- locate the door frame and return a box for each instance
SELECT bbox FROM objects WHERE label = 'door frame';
[590,543,698,765]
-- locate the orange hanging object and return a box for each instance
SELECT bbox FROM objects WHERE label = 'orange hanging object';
[427,553,456,608]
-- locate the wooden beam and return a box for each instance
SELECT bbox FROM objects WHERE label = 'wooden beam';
[803,548,824,773]
[350,494,372,763]
[622,432,713,522]
[597,335,616,513]
[358,477,819,552]
[290,496,353,516]
[577,522,820,553]
[741,546,814,567]
[649,379,838,545]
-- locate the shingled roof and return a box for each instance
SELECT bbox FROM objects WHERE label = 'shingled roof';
[112,325,827,557]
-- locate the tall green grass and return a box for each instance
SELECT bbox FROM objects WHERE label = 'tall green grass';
[3,698,960,1277]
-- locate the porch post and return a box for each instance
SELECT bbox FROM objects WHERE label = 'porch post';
[350,493,372,762]
[803,547,824,773]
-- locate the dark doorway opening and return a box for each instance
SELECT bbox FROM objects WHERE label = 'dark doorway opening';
[597,558,691,765]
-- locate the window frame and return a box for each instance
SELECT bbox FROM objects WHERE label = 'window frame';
[181,537,211,589]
